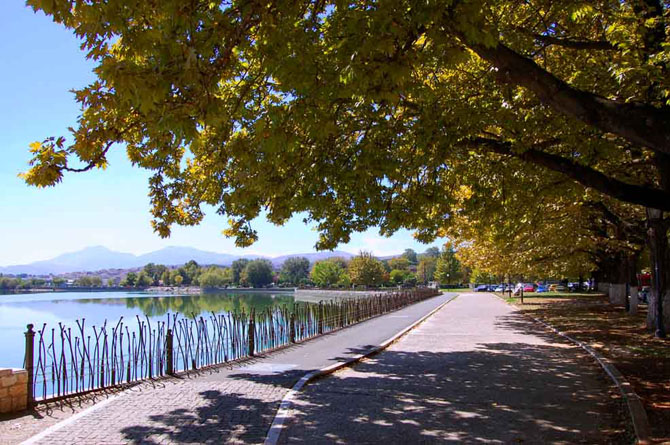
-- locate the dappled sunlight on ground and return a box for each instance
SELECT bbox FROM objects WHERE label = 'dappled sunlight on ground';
[280,294,628,444]
[507,293,669,441]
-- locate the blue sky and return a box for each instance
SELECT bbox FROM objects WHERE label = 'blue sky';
[0,3,445,266]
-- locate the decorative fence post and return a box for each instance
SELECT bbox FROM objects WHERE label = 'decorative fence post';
[318,302,323,335]
[166,329,174,375]
[248,309,255,357]
[24,324,35,408]
[289,313,296,344]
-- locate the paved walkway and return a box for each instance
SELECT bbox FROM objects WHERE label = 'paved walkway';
[279,293,627,444]
[8,294,454,445]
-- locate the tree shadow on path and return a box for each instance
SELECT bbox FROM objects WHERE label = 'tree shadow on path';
[279,313,628,444]
[120,390,280,444]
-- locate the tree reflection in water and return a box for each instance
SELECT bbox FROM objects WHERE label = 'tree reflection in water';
[74,292,296,317]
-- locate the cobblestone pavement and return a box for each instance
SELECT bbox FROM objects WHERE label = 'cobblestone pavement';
[33,379,288,444]
[1,294,453,445]
[280,293,628,444]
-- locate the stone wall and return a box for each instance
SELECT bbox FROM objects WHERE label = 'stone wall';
[0,368,28,414]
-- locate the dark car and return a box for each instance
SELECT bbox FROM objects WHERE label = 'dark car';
[474,284,489,292]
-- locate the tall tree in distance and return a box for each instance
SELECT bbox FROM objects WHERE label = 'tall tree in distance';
[310,259,348,288]
[402,249,418,266]
[423,247,441,259]
[279,257,310,285]
[241,259,274,288]
[348,252,386,287]
[435,244,462,285]
[231,259,250,285]
[416,257,437,284]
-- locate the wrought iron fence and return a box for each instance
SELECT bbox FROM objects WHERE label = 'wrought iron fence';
[23,288,439,403]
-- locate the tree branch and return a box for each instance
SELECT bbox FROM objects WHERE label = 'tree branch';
[518,29,616,51]
[466,41,670,155]
[470,137,670,211]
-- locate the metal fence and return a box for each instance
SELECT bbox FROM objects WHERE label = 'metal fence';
[23,288,439,404]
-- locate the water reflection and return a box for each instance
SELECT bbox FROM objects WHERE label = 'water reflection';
[121,293,296,316]
[0,291,295,369]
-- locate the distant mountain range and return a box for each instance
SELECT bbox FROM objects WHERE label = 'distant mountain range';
[0,246,359,276]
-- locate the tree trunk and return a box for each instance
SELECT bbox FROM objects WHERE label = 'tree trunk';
[646,208,668,338]
[627,254,639,315]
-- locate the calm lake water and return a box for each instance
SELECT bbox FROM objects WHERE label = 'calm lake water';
[0,291,296,369]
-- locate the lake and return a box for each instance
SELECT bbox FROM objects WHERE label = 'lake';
[0,290,296,370]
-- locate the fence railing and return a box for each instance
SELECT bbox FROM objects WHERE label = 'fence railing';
[23,288,439,403]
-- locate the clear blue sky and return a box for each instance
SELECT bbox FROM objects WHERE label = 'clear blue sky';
[0,2,446,266]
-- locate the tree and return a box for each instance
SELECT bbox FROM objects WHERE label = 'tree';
[348,252,386,287]
[403,274,418,287]
[231,259,250,285]
[143,263,168,286]
[161,270,171,286]
[136,272,153,287]
[241,259,274,288]
[23,1,670,334]
[390,269,407,285]
[75,275,100,287]
[470,269,497,286]
[199,267,233,288]
[169,269,183,286]
[310,259,347,288]
[279,257,310,285]
[416,257,437,284]
[387,257,410,271]
[435,245,463,285]
[402,249,418,265]
[423,247,440,258]
[121,272,137,287]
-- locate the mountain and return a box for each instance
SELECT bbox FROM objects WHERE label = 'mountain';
[0,246,357,275]
[135,246,250,267]
[0,246,138,275]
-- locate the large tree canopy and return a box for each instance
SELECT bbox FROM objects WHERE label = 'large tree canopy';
[23,0,670,252]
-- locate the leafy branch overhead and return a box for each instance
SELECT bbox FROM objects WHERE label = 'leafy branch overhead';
[23,0,670,249]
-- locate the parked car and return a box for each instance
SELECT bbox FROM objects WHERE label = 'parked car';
[512,283,534,295]
[548,284,567,292]
[536,284,548,293]
[474,284,490,292]
[493,285,505,292]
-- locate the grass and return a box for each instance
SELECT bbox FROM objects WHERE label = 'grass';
[500,292,669,441]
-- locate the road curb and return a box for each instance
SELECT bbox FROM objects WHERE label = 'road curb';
[490,292,652,444]
[263,293,457,445]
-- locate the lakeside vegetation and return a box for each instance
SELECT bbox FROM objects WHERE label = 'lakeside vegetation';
[0,246,469,292]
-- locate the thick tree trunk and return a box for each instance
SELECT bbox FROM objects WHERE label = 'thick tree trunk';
[646,208,668,338]
[629,286,639,315]
[595,253,628,305]
[610,283,626,305]
[627,255,639,315]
